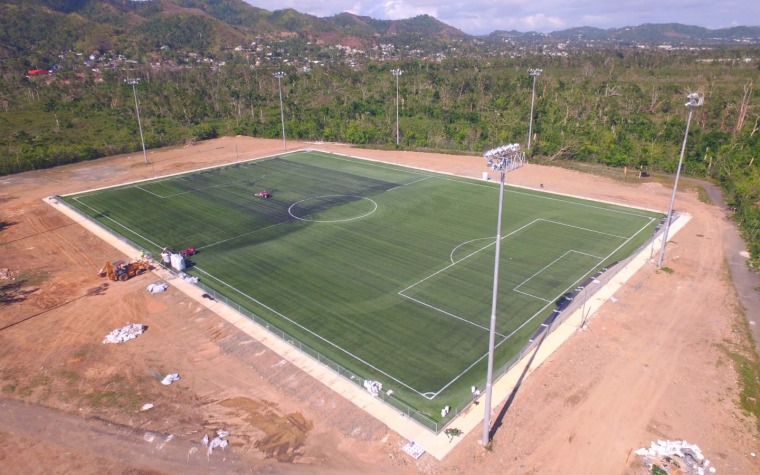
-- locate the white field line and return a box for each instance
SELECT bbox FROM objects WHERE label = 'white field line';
[514,250,606,293]
[134,185,192,199]
[72,197,163,249]
[57,150,290,198]
[398,219,542,295]
[193,267,435,398]
[571,250,606,259]
[67,150,662,401]
[428,173,657,219]
[386,176,433,192]
[513,289,552,303]
[539,219,629,239]
[401,294,507,337]
[427,215,656,398]
[449,237,494,265]
[199,222,288,251]
[312,148,665,215]
[136,178,253,199]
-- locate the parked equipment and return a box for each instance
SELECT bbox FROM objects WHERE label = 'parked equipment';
[98,258,152,281]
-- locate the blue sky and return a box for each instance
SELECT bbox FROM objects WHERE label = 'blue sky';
[243,0,758,35]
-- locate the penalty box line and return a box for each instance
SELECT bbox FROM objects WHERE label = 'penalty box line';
[407,216,657,399]
[397,218,544,336]
[513,250,607,303]
[193,266,437,399]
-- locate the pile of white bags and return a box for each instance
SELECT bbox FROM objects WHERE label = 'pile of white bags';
[103,323,146,344]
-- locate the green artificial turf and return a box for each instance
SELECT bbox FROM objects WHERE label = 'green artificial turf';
[63,150,663,427]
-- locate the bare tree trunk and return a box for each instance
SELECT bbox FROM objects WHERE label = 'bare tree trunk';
[735,79,753,135]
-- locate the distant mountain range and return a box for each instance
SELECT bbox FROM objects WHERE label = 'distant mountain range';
[1,0,758,64]
[489,23,760,46]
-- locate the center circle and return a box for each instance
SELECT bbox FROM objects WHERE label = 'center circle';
[287,195,378,223]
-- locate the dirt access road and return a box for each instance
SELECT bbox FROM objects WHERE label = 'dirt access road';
[0,137,758,474]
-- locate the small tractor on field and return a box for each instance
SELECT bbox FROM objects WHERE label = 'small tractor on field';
[98,258,152,282]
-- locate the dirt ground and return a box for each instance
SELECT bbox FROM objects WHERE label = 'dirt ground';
[1,137,758,474]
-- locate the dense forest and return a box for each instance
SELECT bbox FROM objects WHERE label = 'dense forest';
[0,49,758,266]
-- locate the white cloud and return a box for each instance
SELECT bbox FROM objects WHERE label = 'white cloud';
[521,13,565,31]
[242,1,760,35]
[375,0,438,19]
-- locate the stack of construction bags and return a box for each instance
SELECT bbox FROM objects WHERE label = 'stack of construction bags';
[103,323,146,344]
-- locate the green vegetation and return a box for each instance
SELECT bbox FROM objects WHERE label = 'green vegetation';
[63,151,662,424]
[0,4,757,268]
[1,48,757,264]
[719,301,760,432]
[81,389,143,410]
[728,350,760,431]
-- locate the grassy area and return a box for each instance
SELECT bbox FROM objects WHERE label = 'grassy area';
[719,298,760,432]
[63,150,663,425]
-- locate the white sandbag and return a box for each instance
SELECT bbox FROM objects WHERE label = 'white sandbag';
[103,323,146,344]
[170,253,185,271]
[161,373,181,385]
[363,380,382,397]
[146,282,168,294]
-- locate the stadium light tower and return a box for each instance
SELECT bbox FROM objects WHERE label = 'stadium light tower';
[481,143,526,446]
[125,78,149,165]
[391,68,403,146]
[527,69,542,150]
[657,92,703,267]
[274,71,287,150]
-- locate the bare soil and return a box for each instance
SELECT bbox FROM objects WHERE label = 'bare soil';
[1,137,758,474]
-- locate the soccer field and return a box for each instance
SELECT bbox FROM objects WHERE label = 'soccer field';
[63,150,663,426]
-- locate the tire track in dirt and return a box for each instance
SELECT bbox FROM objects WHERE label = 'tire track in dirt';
[30,213,100,272]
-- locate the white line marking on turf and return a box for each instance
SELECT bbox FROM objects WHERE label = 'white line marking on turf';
[540,219,628,239]
[386,176,433,192]
[401,294,507,337]
[72,197,163,249]
[428,215,657,398]
[449,237,495,264]
[193,267,436,398]
[135,186,174,198]
[287,195,378,223]
[514,250,601,293]
[513,289,552,303]
[399,219,542,295]
[199,222,288,251]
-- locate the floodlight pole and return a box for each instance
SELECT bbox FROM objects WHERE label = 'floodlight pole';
[481,144,525,446]
[391,69,403,146]
[126,78,149,165]
[657,93,703,267]
[527,69,542,150]
[274,71,287,150]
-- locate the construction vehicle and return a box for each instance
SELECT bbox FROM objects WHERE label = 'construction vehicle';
[98,258,152,282]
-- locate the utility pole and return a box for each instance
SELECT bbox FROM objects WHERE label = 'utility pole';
[527,69,542,150]
[274,71,287,150]
[391,69,403,146]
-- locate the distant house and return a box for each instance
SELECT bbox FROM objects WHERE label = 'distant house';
[27,69,50,76]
